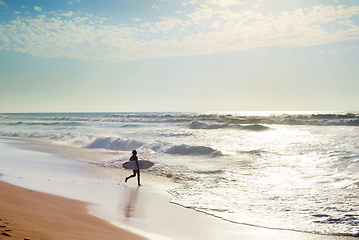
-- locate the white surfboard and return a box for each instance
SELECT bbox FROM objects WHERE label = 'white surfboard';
[122,160,154,170]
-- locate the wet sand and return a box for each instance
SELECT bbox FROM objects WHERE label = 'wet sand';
[0,180,146,240]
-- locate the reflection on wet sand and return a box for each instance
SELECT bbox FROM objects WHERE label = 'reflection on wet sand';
[124,187,140,218]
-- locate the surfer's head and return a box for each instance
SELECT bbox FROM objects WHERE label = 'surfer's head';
[132,149,137,155]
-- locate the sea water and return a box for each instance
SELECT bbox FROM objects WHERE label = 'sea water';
[0,111,359,236]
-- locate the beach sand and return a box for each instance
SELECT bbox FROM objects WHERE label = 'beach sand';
[1,180,357,240]
[0,180,146,240]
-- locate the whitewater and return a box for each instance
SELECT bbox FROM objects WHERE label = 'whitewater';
[1,111,359,236]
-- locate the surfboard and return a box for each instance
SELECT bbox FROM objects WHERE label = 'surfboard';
[122,160,154,170]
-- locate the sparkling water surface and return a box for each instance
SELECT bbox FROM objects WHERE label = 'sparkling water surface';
[1,111,359,236]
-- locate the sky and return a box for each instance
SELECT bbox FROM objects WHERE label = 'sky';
[0,0,358,113]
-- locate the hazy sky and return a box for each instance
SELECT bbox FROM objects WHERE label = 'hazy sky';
[0,0,358,112]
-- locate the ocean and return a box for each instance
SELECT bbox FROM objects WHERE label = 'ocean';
[1,111,359,237]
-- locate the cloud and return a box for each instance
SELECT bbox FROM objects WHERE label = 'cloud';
[141,22,158,33]
[187,5,215,24]
[206,0,242,8]
[210,21,220,29]
[141,22,151,27]
[57,11,75,17]
[68,0,81,5]
[73,16,88,23]
[155,17,183,32]
[34,6,42,11]
[0,0,7,9]
[151,4,160,10]
[0,4,358,62]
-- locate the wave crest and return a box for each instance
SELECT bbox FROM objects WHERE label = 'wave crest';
[189,121,269,131]
[164,144,223,157]
[190,121,227,129]
[85,137,144,151]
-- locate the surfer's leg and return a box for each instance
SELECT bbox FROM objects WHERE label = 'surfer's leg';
[137,171,141,186]
[125,170,137,182]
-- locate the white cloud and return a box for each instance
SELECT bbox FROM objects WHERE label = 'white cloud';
[57,11,75,17]
[73,17,88,23]
[14,11,20,15]
[20,6,26,8]
[187,6,215,24]
[152,4,160,10]
[155,17,183,32]
[141,22,158,33]
[206,0,242,8]
[0,15,142,60]
[150,27,158,33]
[218,9,243,21]
[0,4,359,62]
[141,22,151,27]
[68,0,81,5]
[210,21,220,29]
[34,6,42,11]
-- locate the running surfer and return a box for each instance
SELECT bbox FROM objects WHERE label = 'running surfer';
[125,150,141,186]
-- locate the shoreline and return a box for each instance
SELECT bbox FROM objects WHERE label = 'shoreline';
[1,137,358,240]
[0,180,147,240]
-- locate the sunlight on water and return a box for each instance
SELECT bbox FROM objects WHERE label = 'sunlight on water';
[1,111,359,236]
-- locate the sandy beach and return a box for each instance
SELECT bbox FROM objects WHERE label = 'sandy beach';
[0,178,357,240]
[0,180,146,240]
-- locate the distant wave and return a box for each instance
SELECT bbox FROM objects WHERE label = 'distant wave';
[0,121,83,126]
[239,124,270,131]
[190,121,227,129]
[2,112,357,126]
[238,149,267,155]
[189,121,269,131]
[0,131,77,140]
[164,144,223,157]
[194,170,224,174]
[0,121,24,125]
[85,137,144,151]
[238,112,359,126]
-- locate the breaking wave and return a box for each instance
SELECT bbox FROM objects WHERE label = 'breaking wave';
[164,144,223,157]
[85,137,144,151]
[189,121,269,131]
[190,121,227,129]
